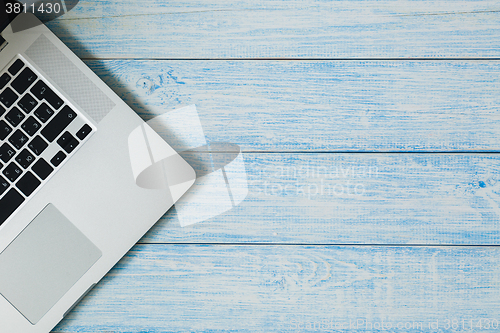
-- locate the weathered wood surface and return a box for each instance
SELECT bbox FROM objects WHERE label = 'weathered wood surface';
[42,1,500,332]
[84,59,500,152]
[47,0,500,59]
[54,245,500,332]
[138,153,500,245]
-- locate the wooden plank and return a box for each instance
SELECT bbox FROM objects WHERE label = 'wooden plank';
[53,244,500,332]
[135,153,500,245]
[84,59,500,152]
[47,0,500,59]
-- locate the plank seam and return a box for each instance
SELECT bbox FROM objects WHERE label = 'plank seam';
[135,243,500,247]
[81,58,500,61]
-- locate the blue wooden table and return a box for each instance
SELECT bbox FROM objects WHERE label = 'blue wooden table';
[48,1,500,332]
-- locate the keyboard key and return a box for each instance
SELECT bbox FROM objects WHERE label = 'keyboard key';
[27,135,48,156]
[0,176,8,196]
[11,67,38,94]
[76,124,92,140]
[50,151,66,167]
[31,158,53,180]
[3,162,22,182]
[33,102,54,123]
[0,188,24,226]
[41,106,77,142]
[8,129,29,150]
[18,93,38,113]
[0,120,12,140]
[0,87,18,108]
[56,131,72,147]
[21,116,41,136]
[16,171,40,196]
[0,104,5,117]
[57,131,79,154]
[5,107,25,127]
[30,81,63,110]
[8,59,24,75]
[0,73,11,90]
[15,149,35,169]
[0,143,15,163]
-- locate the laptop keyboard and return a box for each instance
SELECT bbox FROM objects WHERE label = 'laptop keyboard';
[0,56,95,226]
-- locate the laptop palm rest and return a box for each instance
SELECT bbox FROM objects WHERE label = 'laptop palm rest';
[0,204,101,324]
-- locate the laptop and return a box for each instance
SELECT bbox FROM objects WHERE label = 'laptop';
[0,2,196,332]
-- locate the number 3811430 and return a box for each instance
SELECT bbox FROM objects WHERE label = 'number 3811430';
[6,2,62,14]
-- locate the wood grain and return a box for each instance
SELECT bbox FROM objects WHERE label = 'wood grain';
[53,245,500,332]
[38,1,500,332]
[135,153,500,245]
[46,0,500,59]
[83,59,500,152]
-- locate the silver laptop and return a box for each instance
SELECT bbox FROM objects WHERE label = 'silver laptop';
[0,6,195,333]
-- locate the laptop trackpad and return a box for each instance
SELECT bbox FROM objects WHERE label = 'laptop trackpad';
[0,204,101,324]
